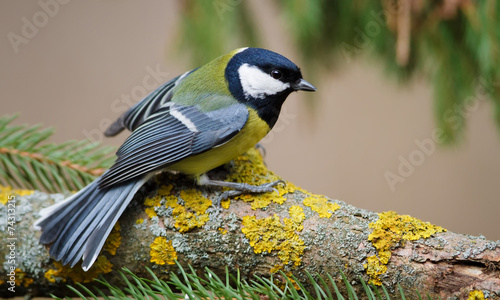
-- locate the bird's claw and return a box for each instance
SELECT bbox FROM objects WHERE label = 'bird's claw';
[212,179,287,209]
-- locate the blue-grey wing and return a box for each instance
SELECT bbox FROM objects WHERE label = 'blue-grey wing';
[104,70,194,136]
[98,102,249,188]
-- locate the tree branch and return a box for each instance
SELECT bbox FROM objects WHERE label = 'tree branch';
[0,148,499,298]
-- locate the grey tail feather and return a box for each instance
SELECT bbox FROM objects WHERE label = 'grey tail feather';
[34,173,148,270]
[104,115,126,137]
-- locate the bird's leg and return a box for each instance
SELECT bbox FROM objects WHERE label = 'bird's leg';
[198,174,285,208]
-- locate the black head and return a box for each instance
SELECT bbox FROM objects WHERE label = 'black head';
[225,47,316,128]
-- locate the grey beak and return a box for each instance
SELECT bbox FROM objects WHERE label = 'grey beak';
[292,78,317,92]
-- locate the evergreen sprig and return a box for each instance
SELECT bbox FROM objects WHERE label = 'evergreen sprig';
[58,263,430,300]
[0,114,116,193]
[179,1,500,143]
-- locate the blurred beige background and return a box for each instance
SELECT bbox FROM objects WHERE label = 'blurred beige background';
[1,1,499,240]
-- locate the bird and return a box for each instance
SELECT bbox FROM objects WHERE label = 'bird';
[34,47,316,271]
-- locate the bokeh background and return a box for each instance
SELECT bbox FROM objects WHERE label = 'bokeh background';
[1,1,499,240]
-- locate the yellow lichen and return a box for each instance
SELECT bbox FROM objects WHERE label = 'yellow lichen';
[364,211,446,285]
[180,189,212,213]
[272,269,301,291]
[468,290,485,300]
[0,185,33,205]
[363,255,387,286]
[285,271,301,290]
[6,268,33,287]
[303,195,340,218]
[136,218,144,224]
[103,221,121,255]
[150,236,177,265]
[144,193,161,218]
[225,148,308,210]
[44,269,58,283]
[289,205,305,222]
[237,192,285,210]
[44,255,113,284]
[144,186,172,219]
[218,228,228,235]
[158,184,173,196]
[270,264,283,273]
[144,195,161,207]
[170,189,211,232]
[146,184,212,233]
[145,207,157,218]
[241,206,306,270]
[285,205,305,231]
[220,199,231,209]
[228,148,278,185]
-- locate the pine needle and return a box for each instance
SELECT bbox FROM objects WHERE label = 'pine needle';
[59,265,422,300]
[178,1,500,143]
[0,114,115,193]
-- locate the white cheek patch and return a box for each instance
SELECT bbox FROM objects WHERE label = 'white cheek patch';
[238,63,290,99]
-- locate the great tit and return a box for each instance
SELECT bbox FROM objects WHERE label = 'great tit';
[34,47,316,271]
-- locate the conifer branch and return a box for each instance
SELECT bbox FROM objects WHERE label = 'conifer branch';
[59,265,420,300]
[1,149,498,298]
[0,114,115,193]
[180,0,500,143]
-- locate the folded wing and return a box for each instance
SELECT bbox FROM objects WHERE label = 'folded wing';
[98,101,248,188]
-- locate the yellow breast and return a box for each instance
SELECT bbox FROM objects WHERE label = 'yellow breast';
[167,109,270,176]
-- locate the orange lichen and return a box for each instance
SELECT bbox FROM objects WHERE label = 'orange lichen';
[44,256,113,283]
[150,236,177,265]
[0,185,33,205]
[364,211,446,285]
[303,195,340,218]
[241,206,305,270]
[103,221,121,255]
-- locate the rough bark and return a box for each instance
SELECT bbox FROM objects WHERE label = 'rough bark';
[0,148,499,299]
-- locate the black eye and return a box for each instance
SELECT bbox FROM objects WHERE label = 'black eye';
[270,69,282,79]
